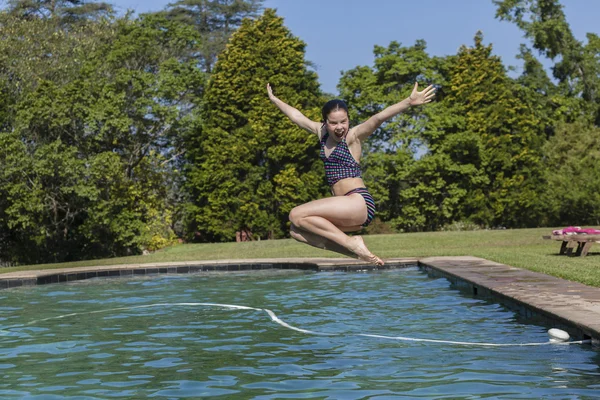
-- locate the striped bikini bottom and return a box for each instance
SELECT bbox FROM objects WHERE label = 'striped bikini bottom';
[344,187,376,227]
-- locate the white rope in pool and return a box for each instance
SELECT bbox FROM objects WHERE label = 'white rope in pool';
[3,302,592,347]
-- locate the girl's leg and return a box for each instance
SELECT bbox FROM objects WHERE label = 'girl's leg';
[290,224,358,259]
[288,194,383,265]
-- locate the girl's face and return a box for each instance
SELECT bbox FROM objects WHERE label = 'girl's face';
[325,110,349,141]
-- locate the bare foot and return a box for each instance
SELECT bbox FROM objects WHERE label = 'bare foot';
[347,236,384,266]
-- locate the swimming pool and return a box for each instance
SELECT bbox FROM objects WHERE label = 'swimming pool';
[1,267,599,398]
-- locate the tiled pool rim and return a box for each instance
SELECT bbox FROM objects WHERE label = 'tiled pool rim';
[1,256,599,346]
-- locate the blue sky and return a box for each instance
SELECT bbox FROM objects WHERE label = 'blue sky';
[110,0,599,95]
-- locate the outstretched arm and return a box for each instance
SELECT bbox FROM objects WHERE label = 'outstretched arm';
[267,83,321,135]
[351,82,435,142]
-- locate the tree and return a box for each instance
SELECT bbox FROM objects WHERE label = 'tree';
[541,122,600,226]
[12,13,205,184]
[495,0,600,125]
[162,0,264,72]
[0,133,96,263]
[427,32,547,229]
[185,8,325,242]
[0,12,205,263]
[0,10,116,132]
[5,0,113,24]
[494,0,600,227]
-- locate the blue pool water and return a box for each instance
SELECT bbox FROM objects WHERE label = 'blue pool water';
[0,267,599,398]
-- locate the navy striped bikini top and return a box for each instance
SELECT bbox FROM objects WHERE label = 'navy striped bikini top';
[319,132,362,186]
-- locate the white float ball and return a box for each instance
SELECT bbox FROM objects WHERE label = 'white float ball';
[548,328,570,342]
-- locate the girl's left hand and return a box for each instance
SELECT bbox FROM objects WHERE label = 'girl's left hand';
[408,82,436,106]
[267,83,276,100]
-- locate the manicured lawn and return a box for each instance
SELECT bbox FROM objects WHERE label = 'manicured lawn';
[2,227,599,287]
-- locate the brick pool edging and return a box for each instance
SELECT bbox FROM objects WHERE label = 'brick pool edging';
[418,256,600,346]
[1,256,599,345]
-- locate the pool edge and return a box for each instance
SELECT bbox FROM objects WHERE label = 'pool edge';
[418,256,600,346]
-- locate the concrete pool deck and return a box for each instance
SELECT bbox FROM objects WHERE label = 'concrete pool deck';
[1,256,599,345]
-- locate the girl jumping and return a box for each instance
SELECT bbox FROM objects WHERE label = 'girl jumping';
[267,82,435,265]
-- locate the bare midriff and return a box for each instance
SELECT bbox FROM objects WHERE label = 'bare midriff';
[331,177,365,197]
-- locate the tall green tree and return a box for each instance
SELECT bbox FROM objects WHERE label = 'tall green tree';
[185,8,324,241]
[0,10,115,131]
[495,0,600,226]
[495,0,600,125]
[0,13,204,263]
[162,0,264,72]
[427,32,546,229]
[6,0,113,23]
[12,13,204,180]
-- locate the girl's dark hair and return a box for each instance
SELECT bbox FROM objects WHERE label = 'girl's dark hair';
[321,99,349,123]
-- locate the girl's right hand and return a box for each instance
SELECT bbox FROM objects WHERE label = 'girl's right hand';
[408,82,436,106]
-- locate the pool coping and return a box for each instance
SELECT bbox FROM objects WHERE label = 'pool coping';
[1,256,599,345]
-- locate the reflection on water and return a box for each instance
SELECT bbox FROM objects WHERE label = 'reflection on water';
[0,268,599,398]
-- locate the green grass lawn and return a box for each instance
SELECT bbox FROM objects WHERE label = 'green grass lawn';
[2,227,599,287]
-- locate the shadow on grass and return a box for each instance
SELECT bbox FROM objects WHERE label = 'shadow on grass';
[549,252,600,257]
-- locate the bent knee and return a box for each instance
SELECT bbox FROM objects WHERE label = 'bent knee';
[288,207,305,227]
